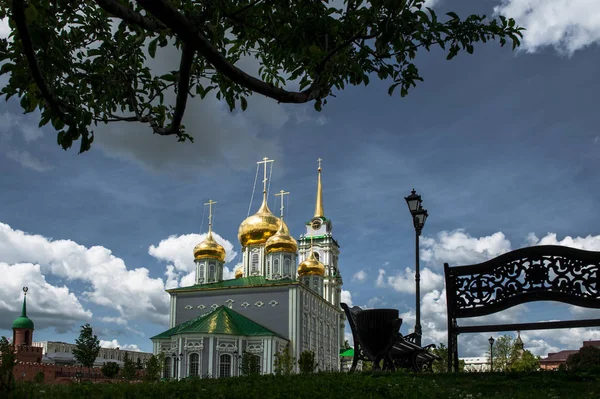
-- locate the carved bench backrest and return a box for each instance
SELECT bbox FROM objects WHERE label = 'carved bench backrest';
[445,245,600,319]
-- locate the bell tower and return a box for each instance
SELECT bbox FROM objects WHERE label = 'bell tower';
[298,159,342,307]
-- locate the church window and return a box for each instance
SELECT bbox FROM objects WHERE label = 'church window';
[312,252,319,261]
[219,354,232,378]
[283,258,291,276]
[164,357,172,379]
[189,353,199,376]
[273,259,280,275]
[267,260,270,276]
[251,253,259,273]
[199,264,205,278]
[209,263,216,281]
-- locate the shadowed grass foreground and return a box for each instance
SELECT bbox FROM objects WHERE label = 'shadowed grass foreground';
[14,371,600,399]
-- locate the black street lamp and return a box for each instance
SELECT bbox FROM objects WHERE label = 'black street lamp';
[405,189,429,346]
[488,336,495,372]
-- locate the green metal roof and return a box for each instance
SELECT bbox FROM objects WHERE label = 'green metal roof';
[167,276,296,293]
[340,348,354,357]
[151,306,284,340]
[12,295,34,330]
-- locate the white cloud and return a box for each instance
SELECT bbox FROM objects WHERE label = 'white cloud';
[0,222,169,326]
[383,267,444,294]
[99,339,141,352]
[148,232,238,273]
[341,290,353,307]
[494,0,600,54]
[0,262,92,333]
[421,229,512,268]
[376,269,386,287]
[6,150,52,172]
[526,232,600,250]
[352,270,367,282]
[0,18,9,39]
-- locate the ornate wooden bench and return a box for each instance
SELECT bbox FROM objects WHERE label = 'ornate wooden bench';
[444,245,600,372]
[341,303,440,372]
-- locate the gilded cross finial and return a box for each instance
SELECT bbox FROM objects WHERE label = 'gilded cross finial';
[204,199,217,232]
[274,189,290,219]
[317,158,322,171]
[257,157,274,194]
[23,287,28,295]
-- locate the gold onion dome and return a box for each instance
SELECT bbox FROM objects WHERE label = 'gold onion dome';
[265,220,298,254]
[235,266,244,279]
[238,197,281,247]
[193,231,226,262]
[298,252,325,277]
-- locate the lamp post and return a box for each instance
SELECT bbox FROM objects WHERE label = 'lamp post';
[405,189,428,347]
[488,336,495,372]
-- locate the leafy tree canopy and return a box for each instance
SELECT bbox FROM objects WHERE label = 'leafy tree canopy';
[240,352,261,376]
[0,336,17,396]
[72,323,101,369]
[101,361,120,378]
[431,343,464,373]
[0,0,523,153]
[566,345,600,373]
[143,354,163,382]
[122,352,138,380]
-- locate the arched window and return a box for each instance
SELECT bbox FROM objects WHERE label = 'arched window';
[312,252,319,261]
[283,258,291,276]
[266,260,270,276]
[164,357,172,379]
[189,353,199,377]
[209,263,216,281]
[199,264,205,280]
[219,354,232,378]
[273,258,280,275]
[251,253,259,273]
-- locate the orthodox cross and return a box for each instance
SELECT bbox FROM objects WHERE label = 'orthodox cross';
[274,189,290,219]
[317,157,322,170]
[257,157,274,193]
[204,199,217,231]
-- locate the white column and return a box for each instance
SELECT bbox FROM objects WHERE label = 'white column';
[178,337,183,379]
[208,337,214,377]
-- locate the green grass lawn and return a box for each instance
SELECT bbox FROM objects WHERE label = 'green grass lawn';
[14,371,600,399]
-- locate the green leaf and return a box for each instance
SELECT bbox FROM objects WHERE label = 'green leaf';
[24,4,39,24]
[309,45,321,54]
[148,38,158,58]
[446,12,459,20]
[240,97,248,111]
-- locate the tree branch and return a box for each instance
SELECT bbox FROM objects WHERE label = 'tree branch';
[136,0,323,103]
[226,0,266,18]
[11,0,72,124]
[95,0,166,32]
[154,43,194,135]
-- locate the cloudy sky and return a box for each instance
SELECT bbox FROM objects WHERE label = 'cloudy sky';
[1,0,600,357]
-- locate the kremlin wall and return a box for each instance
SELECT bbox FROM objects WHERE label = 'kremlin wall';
[2,288,147,385]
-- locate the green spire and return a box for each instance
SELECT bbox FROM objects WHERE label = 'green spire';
[13,287,34,330]
[21,294,27,317]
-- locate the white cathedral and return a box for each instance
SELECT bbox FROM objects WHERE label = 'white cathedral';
[151,158,344,379]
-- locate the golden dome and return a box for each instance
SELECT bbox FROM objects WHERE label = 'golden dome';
[298,252,325,277]
[265,220,298,254]
[193,231,226,262]
[238,195,281,247]
[235,266,244,279]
